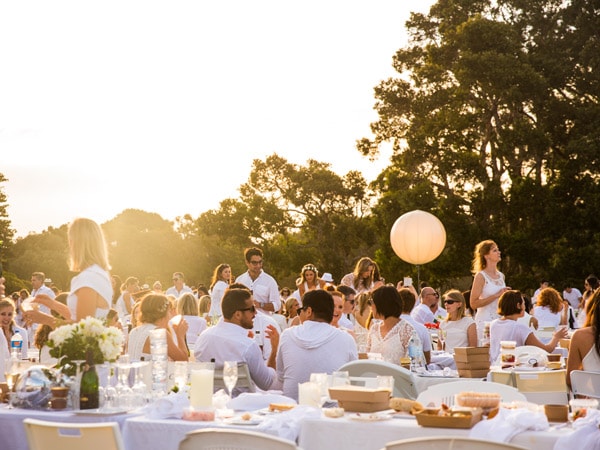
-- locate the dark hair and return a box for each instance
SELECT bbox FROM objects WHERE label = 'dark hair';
[591,290,600,357]
[462,289,475,316]
[497,290,523,316]
[244,247,263,263]
[398,288,416,313]
[303,289,334,322]
[371,285,402,318]
[337,285,356,298]
[586,274,599,291]
[222,288,252,319]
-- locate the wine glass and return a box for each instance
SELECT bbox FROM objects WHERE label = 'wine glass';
[4,357,23,409]
[222,361,238,399]
[131,361,149,408]
[115,355,133,408]
[438,329,446,352]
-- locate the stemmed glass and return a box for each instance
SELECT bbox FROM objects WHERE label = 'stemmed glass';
[438,329,446,352]
[4,357,22,408]
[222,361,238,400]
[99,362,118,411]
[131,361,149,408]
[115,355,133,409]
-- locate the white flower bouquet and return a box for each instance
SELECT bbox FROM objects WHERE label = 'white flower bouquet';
[47,317,124,376]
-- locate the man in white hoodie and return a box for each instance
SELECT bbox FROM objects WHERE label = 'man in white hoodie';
[276,289,358,400]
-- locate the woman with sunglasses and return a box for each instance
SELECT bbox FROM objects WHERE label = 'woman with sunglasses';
[438,290,477,353]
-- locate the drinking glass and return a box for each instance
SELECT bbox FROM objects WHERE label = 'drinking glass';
[222,361,238,399]
[4,357,22,409]
[131,361,149,407]
[438,329,446,352]
[115,355,133,408]
[331,371,350,387]
[69,359,87,410]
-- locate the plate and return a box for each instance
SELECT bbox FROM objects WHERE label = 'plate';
[226,416,263,426]
[348,412,392,422]
[73,408,130,416]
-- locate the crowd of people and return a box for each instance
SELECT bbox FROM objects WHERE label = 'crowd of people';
[1,218,599,400]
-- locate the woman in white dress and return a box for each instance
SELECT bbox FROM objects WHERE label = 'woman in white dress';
[129,294,189,362]
[532,287,568,342]
[470,240,510,343]
[208,264,231,318]
[0,298,29,359]
[175,292,207,347]
[366,286,413,364]
[438,290,477,353]
[567,290,600,387]
[24,218,113,328]
[340,257,383,294]
[290,264,327,304]
[489,290,568,364]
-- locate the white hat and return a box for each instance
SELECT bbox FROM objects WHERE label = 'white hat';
[321,272,334,283]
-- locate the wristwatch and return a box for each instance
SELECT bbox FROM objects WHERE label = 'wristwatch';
[259,302,266,308]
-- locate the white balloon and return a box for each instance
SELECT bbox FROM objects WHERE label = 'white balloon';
[390,210,446,265]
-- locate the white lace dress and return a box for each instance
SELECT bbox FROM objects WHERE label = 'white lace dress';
[474,270,506,340]
[367,319,413,364]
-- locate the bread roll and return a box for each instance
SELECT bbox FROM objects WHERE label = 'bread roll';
[269,403,296,412]
[389,397,424,415]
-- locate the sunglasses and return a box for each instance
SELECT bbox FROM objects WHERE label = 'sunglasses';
[249,260,263,265]
[239,305,256,313]
[345,299,355,304]
[444,300,458,305]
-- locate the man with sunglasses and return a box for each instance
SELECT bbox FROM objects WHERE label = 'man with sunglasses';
[235,247,280,314]
[411,286,447,325]
[337,285,357,329]
[194,287,278,392]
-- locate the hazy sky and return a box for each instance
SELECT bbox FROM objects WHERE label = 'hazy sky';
[1,1,434,238]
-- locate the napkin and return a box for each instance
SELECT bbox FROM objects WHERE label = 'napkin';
[256,405,321,442]
[554,408,600,450]
[143,392,190,419]
[470,405,549,442]
[227,392,296,411]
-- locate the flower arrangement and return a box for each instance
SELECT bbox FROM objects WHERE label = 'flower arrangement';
[47,317,124,376]
[424,322,439,330]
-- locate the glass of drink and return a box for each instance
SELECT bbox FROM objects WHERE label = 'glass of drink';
[222,361,238,399]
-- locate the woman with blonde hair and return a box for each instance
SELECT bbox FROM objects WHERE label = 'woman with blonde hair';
[290,264,326,303]
[438,290,477,353]
[25,218,113,328]
[567,290,600,387]
[285,296,300,327]
[175,292,207,348]
[469,240,510,343]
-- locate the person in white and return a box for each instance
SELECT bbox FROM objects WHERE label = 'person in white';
[532,287,568,343]
[115,276,139,325]
[437,290,477,354]
[174,292,207,349]
[290,264,327,305]
[194,287,278,392]
[563,285,583,311]
[208,264,231,317]
[165,272,194,299]
[337,285,357,330]
[276,289,357,400]
[470,240,510,342]
[25,218,113,326]
[489,290,568,364]
[398,287,431,365]
[411,286,446,325]
[235,247,280,314]
[30,272,55,315]
[532,280,550,303]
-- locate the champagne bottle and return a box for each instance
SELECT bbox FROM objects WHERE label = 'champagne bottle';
[79,350,99,409]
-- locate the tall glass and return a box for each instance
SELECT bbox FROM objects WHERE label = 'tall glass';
[222,361,238,399]
[149,328,168,396]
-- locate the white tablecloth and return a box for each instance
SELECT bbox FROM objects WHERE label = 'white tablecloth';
[0,405,135,450]
[297,414,572,450]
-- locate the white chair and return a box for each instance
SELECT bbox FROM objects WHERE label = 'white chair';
[214,362,257,393]
[416,380,527,407]
[382,436,527,450]
[570,370,600,400]
[178,427,300,450]
[337,360,418,399]
[23,418,125,450]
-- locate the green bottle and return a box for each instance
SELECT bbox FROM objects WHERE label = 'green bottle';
[79,350,99,409]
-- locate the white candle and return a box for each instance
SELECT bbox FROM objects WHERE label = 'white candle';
[298,381,321,407]
[190,368,214,408]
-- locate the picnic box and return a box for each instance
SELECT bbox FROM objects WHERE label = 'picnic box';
[415,407,483,428]
[454,347,490,377]
[328,386,391,412]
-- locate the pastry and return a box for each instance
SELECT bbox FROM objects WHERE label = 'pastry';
[389,397,424,415]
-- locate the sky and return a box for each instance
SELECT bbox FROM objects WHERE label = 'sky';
[1,1,434,238]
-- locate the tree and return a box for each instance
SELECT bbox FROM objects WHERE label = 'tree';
[0,173,15,273]
[358,0,600,290]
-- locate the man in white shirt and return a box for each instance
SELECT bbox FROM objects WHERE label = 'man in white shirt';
[337,285,356,330]
[563,285,583,311]
[194,287,278,391]
[398,287,431,365]
[411,286,447,324]
[276,289,358,400]
[165,272,193,299]
[532,280,549,303]
[235,248,280,314]
[31,272,55,314]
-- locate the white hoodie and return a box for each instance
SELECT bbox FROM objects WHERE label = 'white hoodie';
[276,320,358,400]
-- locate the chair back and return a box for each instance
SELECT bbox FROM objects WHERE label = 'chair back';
[571,370,600,399]
[23,418,125,450]
[416,380,526,407]
[383,436,527,450]
[178,427,299,450]
[337,360,417,399]
[214,362,257,393]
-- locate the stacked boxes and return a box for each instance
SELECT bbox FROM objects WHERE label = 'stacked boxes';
[454,347,490,378]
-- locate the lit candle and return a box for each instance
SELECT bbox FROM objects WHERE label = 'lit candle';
[190,368,214,409]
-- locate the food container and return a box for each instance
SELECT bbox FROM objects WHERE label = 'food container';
[328,386,391,412]
[544,404,569,422]
[455,392,501,409]
[500,341,516,368]
[569,398,599,420]
[415,407,482,428]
